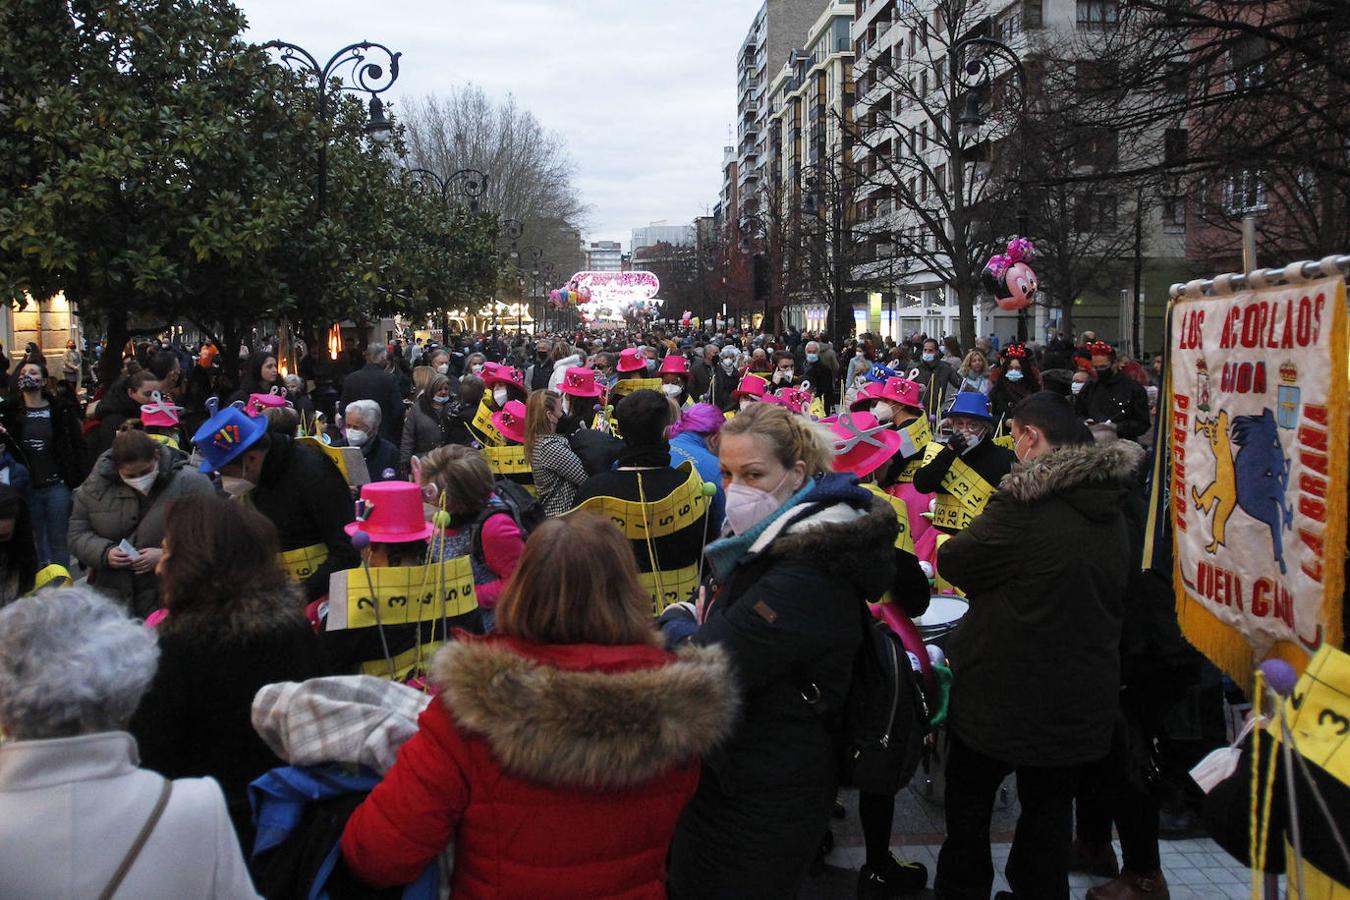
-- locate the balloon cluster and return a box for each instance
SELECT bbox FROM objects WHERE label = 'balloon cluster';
[547,285,592,309]
[982,236,1038,311]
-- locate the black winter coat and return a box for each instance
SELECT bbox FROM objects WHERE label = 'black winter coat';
[938,440,1146,767]
[251,434,359,601]
[130,584,328,850]
[340,363,405,443]
[670,481,898,897]
[1075,369,1151,442]
[0,393,88,488]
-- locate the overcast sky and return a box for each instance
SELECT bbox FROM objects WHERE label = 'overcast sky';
[235,0,762,249]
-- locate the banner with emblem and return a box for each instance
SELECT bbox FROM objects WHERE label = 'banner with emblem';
[1168,268,1347,684]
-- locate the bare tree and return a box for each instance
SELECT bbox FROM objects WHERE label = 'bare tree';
[402,86,587,280]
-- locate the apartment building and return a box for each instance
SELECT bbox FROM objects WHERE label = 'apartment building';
[849,0,1189,349]
[737,0,832,220]
[584,240,623,273]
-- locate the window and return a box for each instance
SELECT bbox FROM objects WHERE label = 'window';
[1164,128,1188,167]
[1076,0,1119,29]
[935,164,947,192]
[1164,62,1187,95]
[1223,169,1267,213]
[1023,0,1044,28]
[1075,193,1119,230]
[1163,195,1185,230]
[1225,36,1267,92]
[920,121,927,151]
[999,12,1021,43]
[1075,128,1119,167]
[921,71,928,96]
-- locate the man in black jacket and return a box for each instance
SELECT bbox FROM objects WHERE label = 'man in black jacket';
[196,407,357,602]
[913,338,961,421]
[339,343,404,443]
[1075,341,1151,443]
[933,392,1143,900]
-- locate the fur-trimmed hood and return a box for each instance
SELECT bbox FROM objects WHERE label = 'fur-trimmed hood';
[999,439,1146,516]
[157,580,309,642]
[432,638,736,790]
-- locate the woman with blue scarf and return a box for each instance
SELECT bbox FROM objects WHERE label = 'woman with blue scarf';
[667,403,900,899]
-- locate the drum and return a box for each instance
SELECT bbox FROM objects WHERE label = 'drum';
[914,594,968,652]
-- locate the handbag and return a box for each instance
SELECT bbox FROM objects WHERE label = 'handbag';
[98,778,173,900]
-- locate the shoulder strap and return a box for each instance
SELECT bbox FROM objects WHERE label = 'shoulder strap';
[98,778,172,900]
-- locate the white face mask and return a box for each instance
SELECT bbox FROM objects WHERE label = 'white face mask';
[345,428,369,447]
[122,471,157,495]
[492,386,509,407]
[724,468,795,535]
[739,397,755,411]
[661,383,683,399]
[1070,381,1086,395]
[436,364,449,375]
[220,475,254,498]
[873,402,895,424]
[721,358,736,372]
[471,364,484,375]
[774,369,794,383]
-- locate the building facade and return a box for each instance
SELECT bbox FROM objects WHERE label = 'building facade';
[631,223,695,254]
[584,240,624,273]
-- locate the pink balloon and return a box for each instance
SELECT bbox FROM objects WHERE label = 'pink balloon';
[995,262,1037,311]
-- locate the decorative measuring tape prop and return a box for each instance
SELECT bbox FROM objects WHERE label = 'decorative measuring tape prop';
[483,444,538,496]
[571,462,711,614]
[468,398,505,448]
[921,440,997,532]
[279,543,330,583]
[863,483,916,556]
[296,436,370,486]
[608,376,663,401]
[892,417,934,484]
[326,558,479,682]
[932,532,964,596]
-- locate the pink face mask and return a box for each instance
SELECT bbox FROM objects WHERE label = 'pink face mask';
[724,468,796,535]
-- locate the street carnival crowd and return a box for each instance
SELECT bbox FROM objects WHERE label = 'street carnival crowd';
[0,320,1335,900]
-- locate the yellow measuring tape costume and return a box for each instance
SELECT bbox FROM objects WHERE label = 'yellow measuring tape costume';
[570,462,712,615]
[919,439,998,532]
[467,398,505,448]
[482,444,538,497]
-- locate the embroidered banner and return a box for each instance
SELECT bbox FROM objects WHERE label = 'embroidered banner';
[1169,274,1347,682]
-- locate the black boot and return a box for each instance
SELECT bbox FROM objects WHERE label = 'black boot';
[857,854,928,898]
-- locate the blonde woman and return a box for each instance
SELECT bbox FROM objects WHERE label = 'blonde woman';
[667,402,903,898]
[957,350,992,395]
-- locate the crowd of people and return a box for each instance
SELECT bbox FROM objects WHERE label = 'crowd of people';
[0,322,1281,900]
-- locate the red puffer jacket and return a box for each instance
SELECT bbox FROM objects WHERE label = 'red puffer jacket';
[340,634,735,899]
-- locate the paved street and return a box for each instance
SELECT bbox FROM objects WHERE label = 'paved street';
[800,783,1269,899]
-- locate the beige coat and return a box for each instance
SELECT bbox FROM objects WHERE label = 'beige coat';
[0,731,260,899]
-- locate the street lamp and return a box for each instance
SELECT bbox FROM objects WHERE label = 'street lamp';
[950,36,1029,340]
[262,39,402,214]
[407,167,490,212]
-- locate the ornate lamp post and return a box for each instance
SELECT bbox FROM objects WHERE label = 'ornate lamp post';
[262,40,402,215]
[407,167,490,212]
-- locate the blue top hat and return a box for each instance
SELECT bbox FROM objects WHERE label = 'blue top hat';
[865,363,898,384]
[192,406,268,473]
[946,391,994,422]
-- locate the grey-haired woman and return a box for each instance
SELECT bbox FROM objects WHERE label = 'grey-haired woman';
[0,586,259,898]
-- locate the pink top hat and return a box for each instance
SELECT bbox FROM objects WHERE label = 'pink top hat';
[659,355,689,379]
[776,386,813,414]
[877,377,924,412]
[560,366,603,398]
[345,481,435,543]
[482,364,526,398]
[828,411,903,479]
[848,380,886,412]
[491,399,528,445]
[616,347,647,373]
[731,374,769,402]
[139,391,182,429]
[244,392,290,418]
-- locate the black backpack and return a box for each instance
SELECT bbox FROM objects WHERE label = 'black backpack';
[470,478,545,559]
[836,604,930,796]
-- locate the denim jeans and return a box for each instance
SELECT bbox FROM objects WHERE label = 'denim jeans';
[31,482,72,568]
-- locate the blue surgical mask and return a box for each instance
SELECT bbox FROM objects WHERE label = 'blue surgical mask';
[1005,370,1024,382]
[806,353,819,364]
[922,352,937,364]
